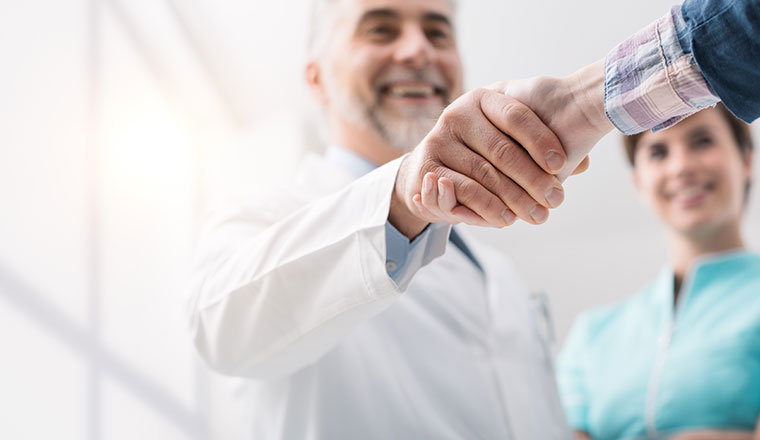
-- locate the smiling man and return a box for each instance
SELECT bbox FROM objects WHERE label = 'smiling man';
[187,0,572,438]
[311,0,463,162]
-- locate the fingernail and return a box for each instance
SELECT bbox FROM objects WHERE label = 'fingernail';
[530,205,548,223]
[438,179,445,195]
[423,174,433,192]
[545,151,565,173]
[501,208,516,225]
[545,186,564,208]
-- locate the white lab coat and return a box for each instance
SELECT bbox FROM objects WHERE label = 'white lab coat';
[187,153,571,439]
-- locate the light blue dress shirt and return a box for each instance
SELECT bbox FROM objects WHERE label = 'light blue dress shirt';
[557,251,760,439]
[323,145,480,284]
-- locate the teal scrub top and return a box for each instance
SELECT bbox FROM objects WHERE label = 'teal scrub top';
[557,251,760,439]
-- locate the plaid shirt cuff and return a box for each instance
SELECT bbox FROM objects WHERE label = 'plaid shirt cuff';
[604,5,719,135]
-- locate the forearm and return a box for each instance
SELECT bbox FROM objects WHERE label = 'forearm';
[188,160,414,379]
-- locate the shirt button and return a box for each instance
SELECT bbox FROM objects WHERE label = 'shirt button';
[385,261,398,272]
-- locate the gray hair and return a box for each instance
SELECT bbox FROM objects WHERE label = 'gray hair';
[306,0,458,59]
[306,0,340,59]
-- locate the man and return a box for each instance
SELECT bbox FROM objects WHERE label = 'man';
[187,0,575,438]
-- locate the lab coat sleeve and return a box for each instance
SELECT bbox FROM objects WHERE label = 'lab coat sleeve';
[186,157,449,380]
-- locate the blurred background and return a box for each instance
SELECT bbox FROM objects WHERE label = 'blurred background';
[1,0,757,438]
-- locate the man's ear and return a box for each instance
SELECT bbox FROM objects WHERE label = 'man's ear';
[305,61,328,105]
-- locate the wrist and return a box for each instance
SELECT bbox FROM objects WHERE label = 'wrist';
[568,58,614,138]
[388,157,429,239]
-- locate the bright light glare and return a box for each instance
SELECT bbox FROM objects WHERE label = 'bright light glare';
[101,103,195,196]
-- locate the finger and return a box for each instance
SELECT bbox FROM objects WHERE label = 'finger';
[447,125,565,210]
[420,172,460,225]
[437,176,457,213]
[438,177,493,226]
[420,172,488,226]
[478,89,566,174]
[571,155,590,176]
[436,177,469,225]
[451,206,491,227]
[435,140,560,224]
[441,103,565,211]
[409,175,442,224]
[415,189,486,226]
[411,193,440,223]
[420,172,440,213]
[431,165,535,226]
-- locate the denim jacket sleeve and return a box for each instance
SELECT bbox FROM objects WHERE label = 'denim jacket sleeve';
[604,0,759,134]
[679,0,760,123]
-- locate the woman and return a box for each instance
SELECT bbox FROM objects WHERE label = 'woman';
[557,103,760,440]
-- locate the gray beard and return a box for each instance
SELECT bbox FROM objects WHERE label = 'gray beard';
[325,75,446,152]
[365,101,442,152]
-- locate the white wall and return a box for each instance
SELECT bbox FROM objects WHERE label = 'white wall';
[1,0,757,438]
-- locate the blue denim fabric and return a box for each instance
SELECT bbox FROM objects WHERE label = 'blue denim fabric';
[678,0,760,122]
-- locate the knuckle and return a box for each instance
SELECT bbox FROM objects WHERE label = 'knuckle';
[470,87,488,102]
[470,156,496,185]
[527,169,553,191]
[489,136,520,169]
[438,111,465,139]
[509,192,533,214]
[480,195,502,219]
[503,101,531,126]
[422,127,446,151]
[438,107,457,126]
[455,180,479,205]
[533,129,560,154]
[416,159,439,186]
[417,157,434,176]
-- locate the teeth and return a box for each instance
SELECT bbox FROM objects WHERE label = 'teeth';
[672,184,707,199]
[387,84,435,97]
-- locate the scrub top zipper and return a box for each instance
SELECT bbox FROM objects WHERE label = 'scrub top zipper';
[644,271,695,440]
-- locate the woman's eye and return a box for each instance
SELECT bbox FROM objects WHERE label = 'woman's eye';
[649,146,667,160]
[692,137,714,148]
[426,29,447,39]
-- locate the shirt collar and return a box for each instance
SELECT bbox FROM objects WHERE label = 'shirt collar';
[654,249,758,311]
[323,144,379,178]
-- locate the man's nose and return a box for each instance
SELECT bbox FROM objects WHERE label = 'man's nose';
[392,26,435,69]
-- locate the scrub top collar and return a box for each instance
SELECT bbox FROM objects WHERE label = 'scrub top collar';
[653,248,755,314]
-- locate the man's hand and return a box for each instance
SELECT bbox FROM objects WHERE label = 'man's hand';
[492,59,614,181]
[389,87,569,239]
[405,59,613,227]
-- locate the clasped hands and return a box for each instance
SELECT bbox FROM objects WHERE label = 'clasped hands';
[389,60,614,239]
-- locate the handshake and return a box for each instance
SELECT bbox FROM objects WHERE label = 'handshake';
[389,59,615,239]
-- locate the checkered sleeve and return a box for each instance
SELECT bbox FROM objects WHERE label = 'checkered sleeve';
[604,5,720,134]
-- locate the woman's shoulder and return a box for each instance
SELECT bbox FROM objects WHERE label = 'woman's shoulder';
[568,279,664,344]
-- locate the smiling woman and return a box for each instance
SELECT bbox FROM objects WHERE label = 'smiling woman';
[557,104,760,440]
